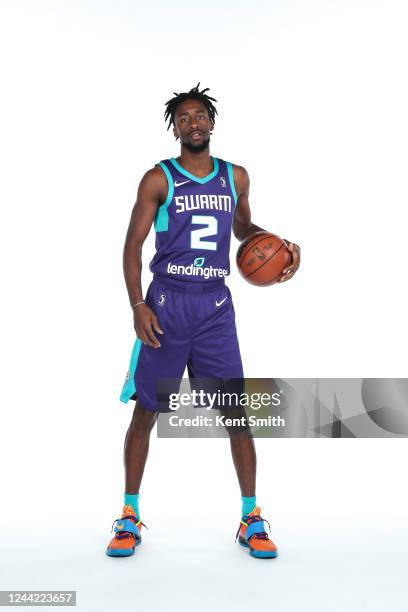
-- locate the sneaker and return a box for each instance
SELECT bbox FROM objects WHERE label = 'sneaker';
[236,506,278,558]
[106,504,146,557]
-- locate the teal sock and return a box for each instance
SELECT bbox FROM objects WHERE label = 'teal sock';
[241,495,256,517]
[124,493,140,519]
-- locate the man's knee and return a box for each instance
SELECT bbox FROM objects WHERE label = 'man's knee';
[219,405,252,439]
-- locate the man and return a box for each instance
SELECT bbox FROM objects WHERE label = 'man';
[106,83,301,559]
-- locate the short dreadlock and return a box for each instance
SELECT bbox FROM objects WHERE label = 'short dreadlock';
[164,82,218,132]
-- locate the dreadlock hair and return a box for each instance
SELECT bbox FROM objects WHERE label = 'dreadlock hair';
[164,82,218,132]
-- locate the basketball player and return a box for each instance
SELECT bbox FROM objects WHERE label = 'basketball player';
[106,84,301,558]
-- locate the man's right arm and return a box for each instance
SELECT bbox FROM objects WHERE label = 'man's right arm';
[123,165,167,348]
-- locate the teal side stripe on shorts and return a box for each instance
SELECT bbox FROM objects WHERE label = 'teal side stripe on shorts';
[155,162,174,232]
[120,338,143,403]
[226,161,238,206]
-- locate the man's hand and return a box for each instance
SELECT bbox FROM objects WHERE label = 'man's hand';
[133,304,164,348]
[278,240,301,283]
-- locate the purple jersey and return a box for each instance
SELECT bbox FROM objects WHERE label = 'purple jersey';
[149,156,237,282]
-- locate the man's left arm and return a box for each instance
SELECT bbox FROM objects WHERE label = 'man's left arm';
[232,164,301,283]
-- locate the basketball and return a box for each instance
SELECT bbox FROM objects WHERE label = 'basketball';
[236,231,292,286]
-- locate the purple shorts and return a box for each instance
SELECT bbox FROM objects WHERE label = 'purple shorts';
[120,274,244,411]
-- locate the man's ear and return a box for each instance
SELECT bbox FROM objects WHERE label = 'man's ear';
[210,121,215,132]
[173,127,179,141]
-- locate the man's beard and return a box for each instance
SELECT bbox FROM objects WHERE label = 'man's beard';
[182,135,210,154]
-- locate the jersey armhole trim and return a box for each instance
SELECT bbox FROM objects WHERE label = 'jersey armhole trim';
[154,161,174,232]
[226,161,238,206]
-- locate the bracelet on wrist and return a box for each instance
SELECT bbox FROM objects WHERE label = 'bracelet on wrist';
[131,300,145,309]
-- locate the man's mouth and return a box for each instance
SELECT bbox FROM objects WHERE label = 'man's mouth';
[189,131,203,141]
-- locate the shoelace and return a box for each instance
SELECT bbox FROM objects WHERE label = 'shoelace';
[111,514,148,540]
[235,513,271,543]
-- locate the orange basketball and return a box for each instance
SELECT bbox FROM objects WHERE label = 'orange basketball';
[236,231,292,286]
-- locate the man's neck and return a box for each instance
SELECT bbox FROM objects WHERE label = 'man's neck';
[177,147,213,178]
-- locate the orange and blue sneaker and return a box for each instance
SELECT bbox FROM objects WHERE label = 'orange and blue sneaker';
[106,504,146,557]
[236,506,278,559]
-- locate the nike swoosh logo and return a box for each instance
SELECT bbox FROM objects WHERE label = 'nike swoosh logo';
[216,297,227,307]
[174,180,190,187]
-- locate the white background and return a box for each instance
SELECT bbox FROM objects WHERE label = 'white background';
[0,1,407,610]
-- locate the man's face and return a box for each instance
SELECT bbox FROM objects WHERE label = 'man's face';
[173,99,214,153]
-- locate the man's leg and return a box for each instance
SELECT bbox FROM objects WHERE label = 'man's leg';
[188,286,259,512]
[229,432,256,498]
[124,402,158,494]
[223,408,277,558]
[188,284,278,557]
[106,402,157,557]
[221,405,257,508]
[108,280,191,556]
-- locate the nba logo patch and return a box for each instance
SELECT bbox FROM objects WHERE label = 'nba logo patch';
[220,176,227,188]
[158,293,166,306]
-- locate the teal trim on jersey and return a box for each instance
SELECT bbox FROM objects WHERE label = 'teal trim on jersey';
[155,162,174,232]
[169,156,219,184]
[226,161,238,206]
[120,338,143,403]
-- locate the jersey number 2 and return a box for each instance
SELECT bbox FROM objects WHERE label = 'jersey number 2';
[190,215,218,251]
